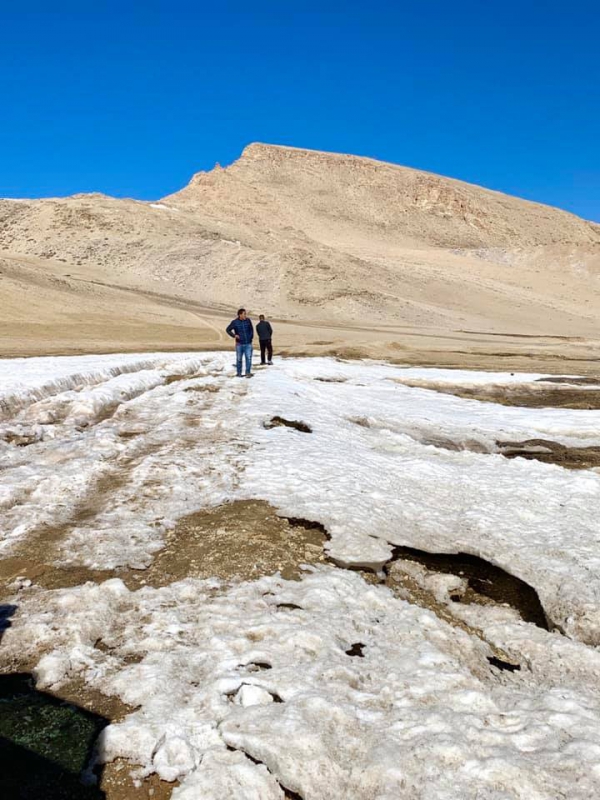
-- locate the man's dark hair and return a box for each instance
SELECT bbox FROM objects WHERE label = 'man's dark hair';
[237,308,246,316]
[259,314,265,320]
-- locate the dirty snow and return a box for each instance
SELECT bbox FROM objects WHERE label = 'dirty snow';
[3,352,600,798]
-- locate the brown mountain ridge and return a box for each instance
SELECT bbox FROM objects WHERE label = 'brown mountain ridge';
[1,143,599,362]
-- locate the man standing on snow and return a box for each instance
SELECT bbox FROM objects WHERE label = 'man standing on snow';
[256,314,274,365]
[226,308,254,378]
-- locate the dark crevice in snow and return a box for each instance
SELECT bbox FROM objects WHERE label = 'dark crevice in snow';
[2,430,39,447]
[384,544,550,630]
[265,416,313,433]
[276,603,303,611]
[225,745,303,799]
[488,656,521,672]
[241,661,272,671]
[497,438,600,470]
[282,517,330,538]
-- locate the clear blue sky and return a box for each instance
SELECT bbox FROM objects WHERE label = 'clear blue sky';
[1,1,598,220]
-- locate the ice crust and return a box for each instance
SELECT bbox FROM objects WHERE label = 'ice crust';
[3,352,600,797]
[4,570,600,799]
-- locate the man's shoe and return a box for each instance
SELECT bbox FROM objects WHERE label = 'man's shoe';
[245,373,253,378]
[267,361,273,365]
[235,374,243,378]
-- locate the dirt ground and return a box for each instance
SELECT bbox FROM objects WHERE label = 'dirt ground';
[0,501,328,598]
[497,439,600,469]
[391,378,600,408]
[0,254,599,375]
[0,501,329,799]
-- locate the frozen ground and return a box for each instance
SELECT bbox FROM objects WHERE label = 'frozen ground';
[2,352,600,798]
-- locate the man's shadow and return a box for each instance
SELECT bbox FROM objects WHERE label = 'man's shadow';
[0,605,108,799]
[0,603,16,644]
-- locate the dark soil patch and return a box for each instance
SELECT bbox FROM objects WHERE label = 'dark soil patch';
[345,642,365,657]
[265,416,312,433]
[164,373,205,385]
[391,379,600,409]
[184,384,220,393]
[0,502,328,598]
[123,500,328,586]
[536,376,600,386]
[498,439,600,469]
[385,545,549,629]
[101,761,177,800]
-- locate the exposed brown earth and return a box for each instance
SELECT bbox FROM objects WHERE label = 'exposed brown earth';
[391,378,600,408]
[101,762,177,800]
[124,500,329,586]
[0,501,329,598]
[498,439,600,469]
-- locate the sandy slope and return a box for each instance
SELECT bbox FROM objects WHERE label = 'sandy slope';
[1,144,599,365]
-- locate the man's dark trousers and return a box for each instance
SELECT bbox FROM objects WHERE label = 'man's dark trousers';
[260,339,273,364]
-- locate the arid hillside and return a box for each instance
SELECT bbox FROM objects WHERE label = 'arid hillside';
[1,143,599,360]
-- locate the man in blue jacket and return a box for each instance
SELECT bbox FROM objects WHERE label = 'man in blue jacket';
[226,308,254,378]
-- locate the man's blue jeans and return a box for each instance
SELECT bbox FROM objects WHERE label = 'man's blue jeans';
[236,343,253,376]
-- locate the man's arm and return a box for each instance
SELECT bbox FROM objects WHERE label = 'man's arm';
[267,322,273,336]
[225,320,237,339]
[248,319,254,339]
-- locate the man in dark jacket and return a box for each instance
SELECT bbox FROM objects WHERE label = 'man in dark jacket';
[256,315,273,365]
[226,308,254,377]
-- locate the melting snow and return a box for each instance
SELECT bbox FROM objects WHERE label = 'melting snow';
[2,352,600,798]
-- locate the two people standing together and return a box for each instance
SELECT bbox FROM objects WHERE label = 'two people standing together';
[226,308,274,378]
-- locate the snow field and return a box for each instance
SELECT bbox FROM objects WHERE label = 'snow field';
[0,353,250,567]
[2,352,600,797]
[5,569,600,799]
[239,359,600,642]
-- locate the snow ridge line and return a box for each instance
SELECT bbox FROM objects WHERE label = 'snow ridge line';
[0,357,168,419]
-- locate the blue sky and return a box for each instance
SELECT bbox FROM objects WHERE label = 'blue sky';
[1,1,598,220]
